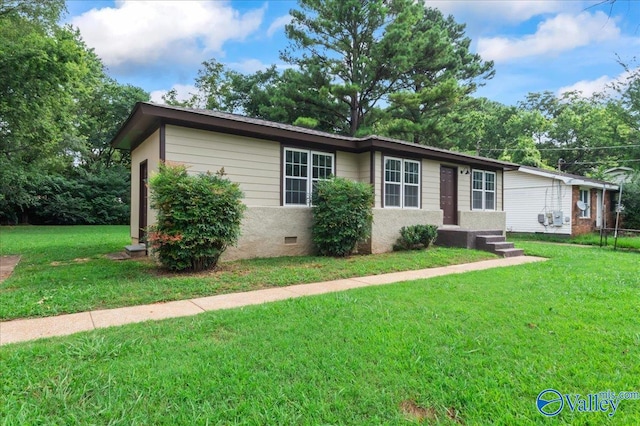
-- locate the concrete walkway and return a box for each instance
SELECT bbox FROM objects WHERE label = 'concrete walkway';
[0,256,546,346]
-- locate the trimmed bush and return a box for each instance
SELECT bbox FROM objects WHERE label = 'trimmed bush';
[393,224,438,251]
[147,163,246,272]
[311,177,374,257]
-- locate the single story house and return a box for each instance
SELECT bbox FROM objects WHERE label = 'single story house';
[504,166,619,236]
[111,102,518,261]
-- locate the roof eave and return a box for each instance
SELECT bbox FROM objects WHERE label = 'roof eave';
[110,103,519,170]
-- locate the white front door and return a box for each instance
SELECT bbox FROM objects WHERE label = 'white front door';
[596,191,603,228]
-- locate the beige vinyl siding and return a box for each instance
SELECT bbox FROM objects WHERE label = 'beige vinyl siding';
[456,165,471,212]
[164,125,280,207]
[335,152,360,181]
[336,151,371,184]
[504,170,571,234]
[130,130,160,241]
[421,159,440,210]
[358,152,371,183]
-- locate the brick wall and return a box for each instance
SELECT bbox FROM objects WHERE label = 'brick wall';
[571,187,596,236]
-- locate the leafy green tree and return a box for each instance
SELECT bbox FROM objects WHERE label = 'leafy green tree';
[77,78,149,168]
[518,91,635,174]
[0,0,90,222]
[383,7,494,145]
[283,0,422,135]
[0,0,147,223]
[620,173,640,230]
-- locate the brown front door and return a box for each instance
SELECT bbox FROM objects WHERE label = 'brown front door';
[139,161,148,241]
[440,166,457,225]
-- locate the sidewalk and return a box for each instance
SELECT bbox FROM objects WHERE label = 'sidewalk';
[0,256,546,346]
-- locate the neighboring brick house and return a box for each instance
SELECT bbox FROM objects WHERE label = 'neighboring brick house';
[504,166,619,236]
[111,102,518,260]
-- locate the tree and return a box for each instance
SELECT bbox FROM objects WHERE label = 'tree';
[0,0,148,223]
[383,8,494,145]
[77,78,149,168]
[282,0,493,137]
[0,1,91,222]
[518,91,634,175]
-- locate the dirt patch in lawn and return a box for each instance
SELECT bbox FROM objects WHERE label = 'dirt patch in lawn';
[399,399,437,422]
[0,255,21,283]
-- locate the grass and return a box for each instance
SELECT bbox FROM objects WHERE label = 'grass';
[1,241,638,424]
[0,226,496,321]
[508,231,640,251]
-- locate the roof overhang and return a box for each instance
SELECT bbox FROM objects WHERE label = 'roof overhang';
[111,102,519,171]
[515,167,619,190]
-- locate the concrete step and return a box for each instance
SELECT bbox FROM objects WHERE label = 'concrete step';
[125,244,147,258]
[495,248,525,258]
[476,235,505,244]
[486,241,516,250]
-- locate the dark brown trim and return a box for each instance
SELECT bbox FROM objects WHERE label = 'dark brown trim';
[380,153,385,208]
[159,122,166,161]
[369,151,375,186]
[138,160,148,242]
[112,103,518,172]
[279,144,284,206]
[419,159,423,210]
[501,171,504,212]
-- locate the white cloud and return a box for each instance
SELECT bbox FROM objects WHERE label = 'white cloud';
[150,84,197,104]
[477,11,621,63]
[227,59,297,74]
[267,14,292,37]
[72,1,265,69]
[557,68,638,98]
[425,0,577,24]
[228,59,270,74]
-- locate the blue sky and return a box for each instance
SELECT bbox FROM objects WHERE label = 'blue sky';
[65,0,640,106]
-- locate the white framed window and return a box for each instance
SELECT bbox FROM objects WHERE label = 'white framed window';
[579,189,590,218]
[384,157,420,208]
[472,170,496,211]
[284,148,334,206]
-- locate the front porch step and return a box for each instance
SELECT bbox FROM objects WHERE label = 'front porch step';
[495,248,525,258]
[435,228,524,257]
[475,235,523,258]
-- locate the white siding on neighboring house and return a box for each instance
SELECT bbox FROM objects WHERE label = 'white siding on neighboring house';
[504,170,572,234]
[164,125,281,207]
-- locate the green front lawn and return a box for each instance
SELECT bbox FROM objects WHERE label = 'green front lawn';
[0,226,496,321]
[508,231,640,251]
[1,242,638,424]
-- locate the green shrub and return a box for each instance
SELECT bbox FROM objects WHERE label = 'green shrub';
[311,177,374,257]
[621,174,640,230]
[393,224,439,251]
[147,163,246,272]
[26,165,130,225]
